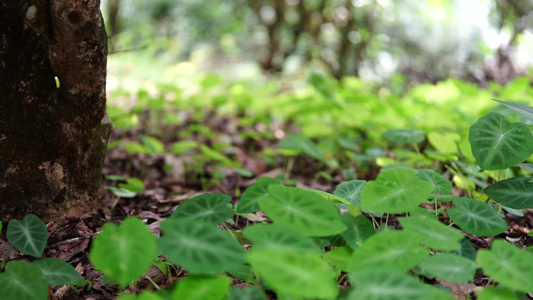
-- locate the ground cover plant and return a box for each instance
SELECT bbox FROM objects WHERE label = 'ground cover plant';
[1,72,533,299]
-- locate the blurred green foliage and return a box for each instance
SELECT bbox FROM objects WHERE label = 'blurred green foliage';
[102,0,533,85]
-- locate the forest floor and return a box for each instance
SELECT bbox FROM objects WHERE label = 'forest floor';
[2,107,533,300]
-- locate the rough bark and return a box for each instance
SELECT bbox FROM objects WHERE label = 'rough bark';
[0,0,111,221]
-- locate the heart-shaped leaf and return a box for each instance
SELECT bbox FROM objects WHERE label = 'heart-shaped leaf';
[236,177,281,214]
[158,219,246,275]
[0,261,48,300]
[399,216,463,250]
[170,193,235,224]
[32,258,82,286]
[478,240,533,292]
[90,217,157,287]
[228,286,267,300]
[484,177,533,209]
[348,268,433,300]
[333,180,367,206]
[173,275,231,300]
[417,253,476,282]
[340,214,376,249]
[361,168,433,214]
[7,214,48,258]
[258,185,346,237]
[469,112,533,170]
[382,129,425,144]
[347,230,428,272]
[448,197,508,236]
[244,223,321,254]
[248,249,339,299]
[416,170,452,194]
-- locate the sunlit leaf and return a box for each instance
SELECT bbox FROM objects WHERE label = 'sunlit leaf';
[448,197,508,236]
[333,180,367,206]
[477,240,533,292]
[484,177,533,209]
[468,112,533,170]
[173,276,230,300]
[248,249,339,299]
[323,246,352,271]
[427,132,458,154]
[90,217,157,287]
[258,185,346,237]
[7,214,47,258]
[361,168,433,214]
[477,286,518,300]
[416,170,452,194]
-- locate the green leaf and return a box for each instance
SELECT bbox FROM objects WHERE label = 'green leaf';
[416,170,452,194]
[417,253,476,282]
[158,219,246,275]
[340,214,375,249]
[347,268,433,300]
[244,223,321,254]
[228,286,267,300]
[448,197,508,236]
[427,132,458,154]
[347,230,429,272]
[484,177,533,209]
[323,246,352,271]
[89,217,158,287]
[517,163,533,172]
[477,287,518,300]
[0,261,48,300]
[117,291,164,300]
[173,276,230,300]
[7,214,48,258]
[492,98,533,120]
[399,216,463,250]
[32,258,82,286]
[236,177,281,214]
[140,135,165,154]
[382,129,425,144]
[478,240,533,293]
[361,168,433,214]
[468,112,533,170]
[308,189,351,205]
[258,185,346,237]
[448,238,476,261]
[333,180,367,206]
[169,193,235,224]
[200,145,238,167]
[248,249,339,299]
[171,140,200,155]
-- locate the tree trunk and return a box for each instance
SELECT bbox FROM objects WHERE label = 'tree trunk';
[0,0,111,221]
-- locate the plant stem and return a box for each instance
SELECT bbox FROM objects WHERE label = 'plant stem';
[144,275,161,290]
